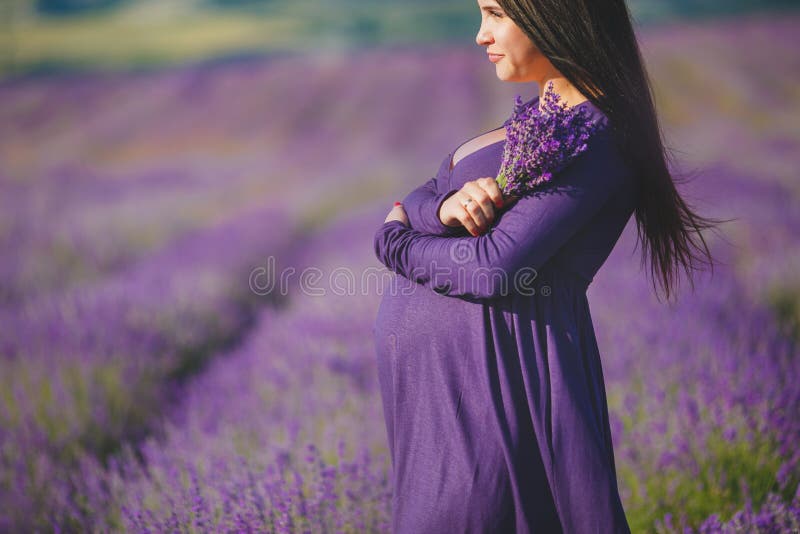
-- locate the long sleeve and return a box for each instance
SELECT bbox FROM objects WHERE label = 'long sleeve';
[373,130,631,300]
[401,152,465,237]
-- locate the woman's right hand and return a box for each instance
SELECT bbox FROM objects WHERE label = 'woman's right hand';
[438,177,518,236]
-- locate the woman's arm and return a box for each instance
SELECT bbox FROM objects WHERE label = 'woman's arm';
[405,119,518,236]
[374,131,631,300]
[400,152,465,237]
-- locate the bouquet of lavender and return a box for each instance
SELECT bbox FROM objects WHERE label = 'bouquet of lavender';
[496,81,606,197]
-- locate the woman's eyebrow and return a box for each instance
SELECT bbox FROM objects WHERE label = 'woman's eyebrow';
[479,3,503,12]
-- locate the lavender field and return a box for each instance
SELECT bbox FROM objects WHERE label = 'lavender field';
[1,12,799,533]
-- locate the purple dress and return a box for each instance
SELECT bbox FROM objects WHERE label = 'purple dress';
[372,97,636,534]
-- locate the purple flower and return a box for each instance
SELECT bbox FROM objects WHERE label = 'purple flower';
[495,81,606,197]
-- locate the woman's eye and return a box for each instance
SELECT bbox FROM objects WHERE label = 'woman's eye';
[490,11,502,18]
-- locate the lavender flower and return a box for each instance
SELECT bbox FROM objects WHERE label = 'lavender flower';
[496,81,606,196]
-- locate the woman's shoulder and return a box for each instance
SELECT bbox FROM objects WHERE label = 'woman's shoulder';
[530,114,634,201]
[579,124,634,184]
[574,102,633,178]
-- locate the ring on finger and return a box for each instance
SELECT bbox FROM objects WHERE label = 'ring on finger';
[461,198,474,208]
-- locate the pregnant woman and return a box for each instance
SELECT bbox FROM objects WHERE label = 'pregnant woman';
[373,0,719,532]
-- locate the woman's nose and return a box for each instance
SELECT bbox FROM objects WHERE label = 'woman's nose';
[476,26,493,46]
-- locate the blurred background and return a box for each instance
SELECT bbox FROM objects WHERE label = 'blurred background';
[0,0,798,74]
[1,1,799,532]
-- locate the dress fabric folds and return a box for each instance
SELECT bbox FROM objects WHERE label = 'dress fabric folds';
[373,97,636,534]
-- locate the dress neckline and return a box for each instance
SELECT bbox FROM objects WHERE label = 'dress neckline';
[448,95,601,173]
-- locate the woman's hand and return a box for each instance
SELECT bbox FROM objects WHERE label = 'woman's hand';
[384,201,409,225]
[438,177,519,236]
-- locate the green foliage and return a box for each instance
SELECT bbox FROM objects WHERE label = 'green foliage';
[767,285,800,342]
[623,427,790,531]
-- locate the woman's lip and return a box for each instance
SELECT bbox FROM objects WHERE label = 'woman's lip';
[488,54,504,63]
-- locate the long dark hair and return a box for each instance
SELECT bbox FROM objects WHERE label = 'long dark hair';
[497,0,728,302]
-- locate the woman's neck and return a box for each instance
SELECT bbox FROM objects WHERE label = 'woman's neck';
[537,76,588,109]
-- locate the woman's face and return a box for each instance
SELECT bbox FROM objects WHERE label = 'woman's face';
[475,1,554,83]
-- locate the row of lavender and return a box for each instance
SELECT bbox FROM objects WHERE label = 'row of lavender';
[0,45,510,530]
[589,166,800,531]
[0,58,312,530]
[0,200,309,530]
[58,207,396,531]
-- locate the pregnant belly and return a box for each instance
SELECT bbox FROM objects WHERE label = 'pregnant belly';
[373,273,485,355]
[374,274,430,345]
